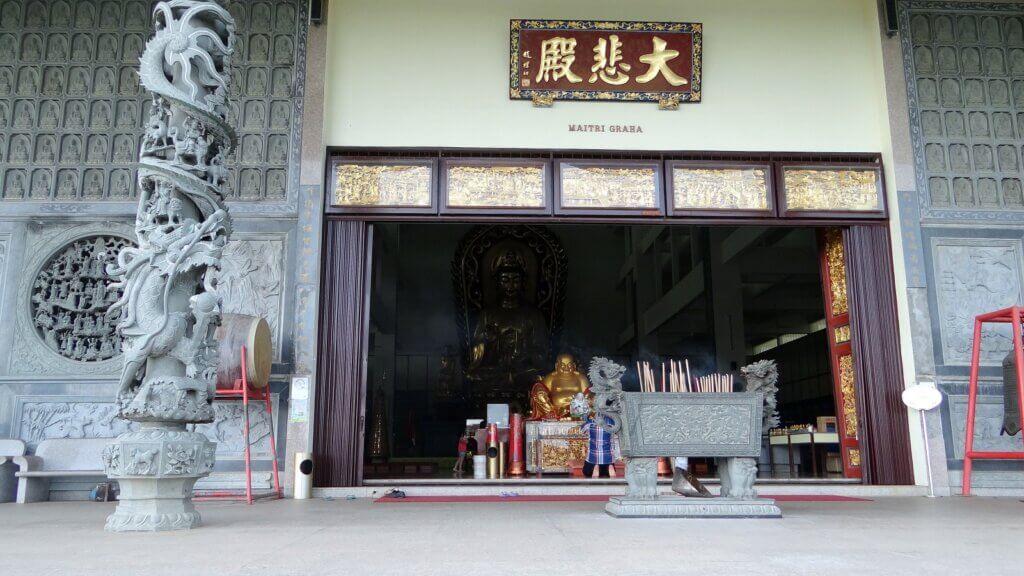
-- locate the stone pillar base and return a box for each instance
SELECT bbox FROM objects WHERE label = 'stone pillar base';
[104,428,215,532]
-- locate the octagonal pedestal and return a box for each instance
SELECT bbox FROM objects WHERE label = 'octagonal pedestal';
[103,426,215,532]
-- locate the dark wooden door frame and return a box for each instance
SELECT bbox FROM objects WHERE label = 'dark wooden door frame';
[313,217,914,487]
[313,221,374,488]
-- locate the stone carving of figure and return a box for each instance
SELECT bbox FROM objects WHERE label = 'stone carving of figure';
[92,102,111,129]
[3,171,26,199]
[250,34,269,62]
[273,36,293,64]
[13,100,35,128]
[269,101,289,129]
[10,135,30,163]
[266,170,285,198]
[0,34,16,60]
[272,68,290,96]
[87,137,107,164]
[72,34,92,61]
[252,3,271,31]
[38,101,58,128]
[31,170,52,199]
[69,68,89,95]
[111,170,131,198]
[464,249,550,392]
[0,68,12,95]
[21,34,42,61]
[247,69,267,96]
[47,35,69,61]
[119,68,138,95]
[102,1,238,532]
[95,68,116,96]
[36,136,56,163]
[62,136,82,163]
[114,136,134,163]
[116,102,137,128]
[42,67,64,95]
[17,68,39,95]
[269,136,287,164]
[57,171,77,198]
[123,35,143,61]
[51,2,71,27]
[529,354,591,420]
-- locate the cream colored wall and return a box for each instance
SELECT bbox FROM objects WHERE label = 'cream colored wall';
[325,0,888,152]
[322,0,930,485]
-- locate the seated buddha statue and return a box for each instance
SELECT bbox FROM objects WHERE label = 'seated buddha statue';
[464,250,550,394]
[528,354,591,420]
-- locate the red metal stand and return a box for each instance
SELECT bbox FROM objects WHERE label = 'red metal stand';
[194,345,283,504]
[962,306,1024,496]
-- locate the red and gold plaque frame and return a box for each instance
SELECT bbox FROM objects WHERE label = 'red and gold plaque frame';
[510,20,702,107]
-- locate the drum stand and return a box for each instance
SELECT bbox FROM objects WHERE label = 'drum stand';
[194,345,283,504]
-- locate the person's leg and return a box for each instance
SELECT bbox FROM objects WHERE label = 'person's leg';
[582,461,595,478]
[598,464,610,478]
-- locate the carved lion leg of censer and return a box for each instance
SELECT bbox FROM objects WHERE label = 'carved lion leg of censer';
[103,0,237,532]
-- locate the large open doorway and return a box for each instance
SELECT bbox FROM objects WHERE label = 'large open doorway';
[360,222,847,483]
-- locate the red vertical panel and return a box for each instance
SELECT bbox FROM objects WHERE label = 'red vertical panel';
[313,221,372,487]
[819,228,862,479]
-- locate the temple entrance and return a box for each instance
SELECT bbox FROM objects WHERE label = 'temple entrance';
[359,222,851,483]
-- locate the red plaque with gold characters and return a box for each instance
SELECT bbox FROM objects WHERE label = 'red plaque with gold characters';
[510,20,702,108]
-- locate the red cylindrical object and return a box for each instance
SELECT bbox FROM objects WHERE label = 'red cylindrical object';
[486,422,499,445]
[508,413,525,477]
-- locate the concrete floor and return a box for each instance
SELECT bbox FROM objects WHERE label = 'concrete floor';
[1,497,1022,576]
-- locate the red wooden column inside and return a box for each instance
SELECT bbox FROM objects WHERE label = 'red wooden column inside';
[819,228,862,478]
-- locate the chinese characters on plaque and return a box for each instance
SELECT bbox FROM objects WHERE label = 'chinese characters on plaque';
[510,20,702,108]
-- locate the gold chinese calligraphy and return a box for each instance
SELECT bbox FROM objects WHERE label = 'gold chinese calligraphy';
[511,20,702,106]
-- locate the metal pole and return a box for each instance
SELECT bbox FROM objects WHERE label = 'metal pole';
[920,408,936,498]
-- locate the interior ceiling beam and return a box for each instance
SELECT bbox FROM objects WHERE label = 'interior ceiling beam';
[745,295,825,312]
[736,248,818,276]
[642,266,705,335]
[720,227,768,263]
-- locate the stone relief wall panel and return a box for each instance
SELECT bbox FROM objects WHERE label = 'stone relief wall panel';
[902,4,1024,212]
[9,221,134,377]
[0,0,306,203]
[947,393,1022,459]
[12,394,281,459]
[216,235,286,361]
[931,236,1024,366]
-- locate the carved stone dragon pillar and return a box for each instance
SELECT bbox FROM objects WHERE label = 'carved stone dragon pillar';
[103,0,236,532]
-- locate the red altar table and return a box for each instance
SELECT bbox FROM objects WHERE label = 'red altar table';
[962,306,1024,496]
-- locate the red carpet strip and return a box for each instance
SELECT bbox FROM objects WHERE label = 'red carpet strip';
[373,494,871,503]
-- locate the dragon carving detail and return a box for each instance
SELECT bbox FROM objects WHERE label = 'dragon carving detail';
[107,0,236,423]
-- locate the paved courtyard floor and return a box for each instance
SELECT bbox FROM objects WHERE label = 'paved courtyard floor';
[1,496,1021,575]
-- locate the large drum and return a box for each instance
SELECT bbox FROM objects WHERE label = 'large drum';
[215,313,272,390]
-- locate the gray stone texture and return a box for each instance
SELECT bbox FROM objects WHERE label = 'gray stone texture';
[605,495,782,518]
[0,0,307,497]
[898,1,1024,491]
